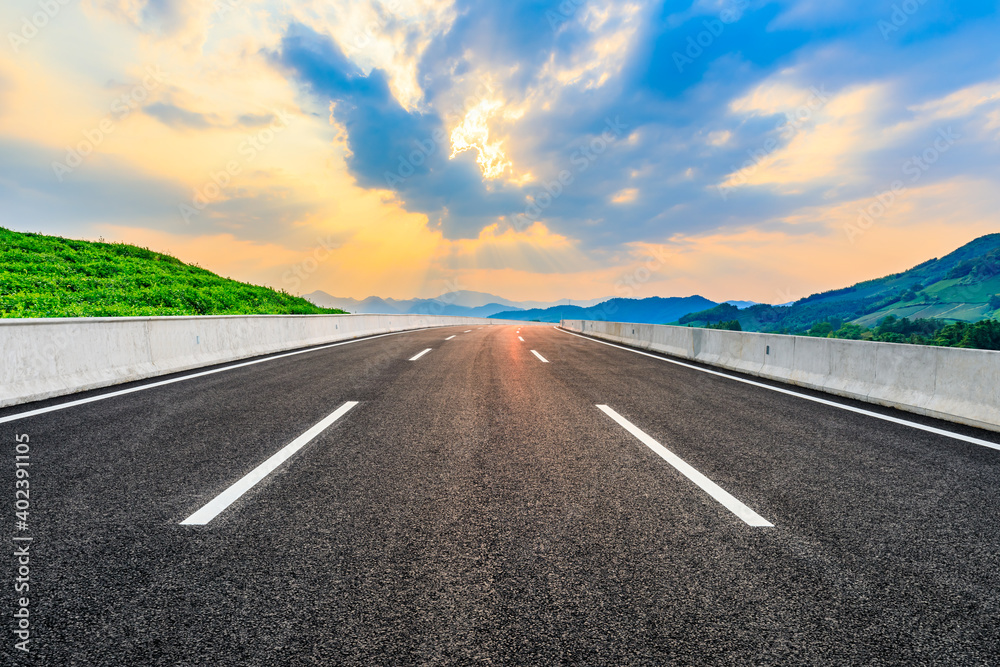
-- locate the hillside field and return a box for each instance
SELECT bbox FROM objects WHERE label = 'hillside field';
[0,227,347,318]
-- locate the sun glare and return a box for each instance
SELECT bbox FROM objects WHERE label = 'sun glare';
[449,98,511,179]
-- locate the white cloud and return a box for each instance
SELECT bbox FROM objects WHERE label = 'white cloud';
[722,79,891,192]
[611,187,639,203]
[286,0,458,111]
[904,79,1000,139]
[537,2,645,92]
[83,0,215,49]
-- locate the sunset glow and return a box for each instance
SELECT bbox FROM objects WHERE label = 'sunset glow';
[0,1,997,303]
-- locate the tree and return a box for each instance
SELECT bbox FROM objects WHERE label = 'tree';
[874,316,943,340]
[961,320,1000,350]
[705,319,742,331]
[832,323,867,340]
[934,322,969,347]
[808,321,834,337]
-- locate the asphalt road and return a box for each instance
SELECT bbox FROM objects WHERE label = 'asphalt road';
[3,324,1000,665]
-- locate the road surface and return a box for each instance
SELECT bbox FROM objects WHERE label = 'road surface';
[3,325,1000,664]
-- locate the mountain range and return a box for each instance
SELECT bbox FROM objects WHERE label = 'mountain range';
[677,234,1000,332]
[487,296,719,324]
[303,290,610,317]
[303,234,999,331]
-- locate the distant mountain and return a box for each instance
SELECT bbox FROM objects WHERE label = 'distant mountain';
[303,290,609,316]
[725,300,759,309]
[303,290,507,314]
[432,302,523,318]
[517,296,612,309]
[489,296,718,324]
[677,234,1000,333]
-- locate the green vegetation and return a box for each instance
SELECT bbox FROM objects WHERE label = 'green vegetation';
[805,315,1000,351]
[673,234,1000,350]
[706,319,742,331]
[679,302,740,326]
[0,227,347,318]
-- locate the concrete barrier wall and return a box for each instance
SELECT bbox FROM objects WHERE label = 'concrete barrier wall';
[0,314,522,408]
[561,319,1000,433]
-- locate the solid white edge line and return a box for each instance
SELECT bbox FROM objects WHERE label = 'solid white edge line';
[531,350,549,363]
[409,348,433,361]
[0,328,454,426]
[597,405,773,527]
[181,401,359,526]
[559,328,1000,452]
[445,335,456,340]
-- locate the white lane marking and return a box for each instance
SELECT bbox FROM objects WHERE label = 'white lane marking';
[445,335,456,340]
[409,348,432,361]
[181,401,358,525]
[597,405,773,527]
[0,329,439,426]
[464,330,472,333]
[531,350,549,363]
[559,328,1000,452]
[518,336,525,342]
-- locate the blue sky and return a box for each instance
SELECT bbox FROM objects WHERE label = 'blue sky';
[1,0,998,301]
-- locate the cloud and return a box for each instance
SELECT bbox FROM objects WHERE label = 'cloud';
[7,0,1000,302]
[439,221,588,273]
[907,79,1000,135]
[721,83,887,192]
[144,102,219,129]
[275,22,525,239]
[611,188,639,203]
[0,70,10,108]
[144,102,280,130]
[84,0,213,47]
[237,113,278,128]
[0,137,329,248]
[636,2,812,100]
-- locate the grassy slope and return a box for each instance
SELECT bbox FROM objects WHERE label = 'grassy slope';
[0,227,347,318]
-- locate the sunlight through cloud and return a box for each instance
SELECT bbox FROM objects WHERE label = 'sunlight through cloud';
[449,98,511,179]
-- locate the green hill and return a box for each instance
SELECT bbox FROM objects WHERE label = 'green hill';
[0,227,347,318]
[676,234,1000,335]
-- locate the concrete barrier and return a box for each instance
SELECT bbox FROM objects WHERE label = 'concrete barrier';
[561,319,1000,433]
[0,314,525,408]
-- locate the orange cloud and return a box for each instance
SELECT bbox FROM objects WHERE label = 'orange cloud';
[723,83,888,192]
